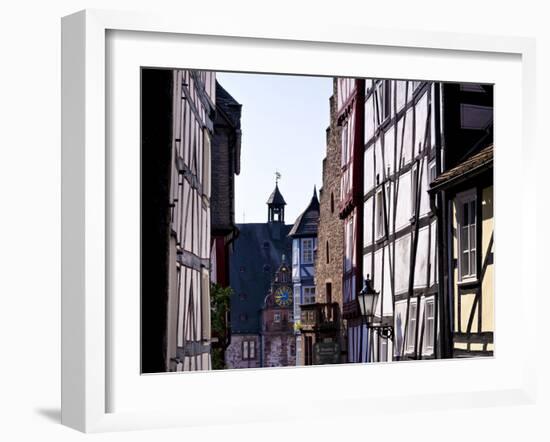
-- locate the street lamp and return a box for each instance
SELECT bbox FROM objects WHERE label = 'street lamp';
[357,275,379,320]
[357,275,393,341]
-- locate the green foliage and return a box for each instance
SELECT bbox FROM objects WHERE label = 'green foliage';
[210,283,233,370]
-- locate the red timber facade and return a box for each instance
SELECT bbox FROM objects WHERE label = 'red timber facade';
[336,78,368,362]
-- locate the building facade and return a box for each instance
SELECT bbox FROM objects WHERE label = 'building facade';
[225,184,292,369]
[305,80,346,365]
[289,189,320,365]
[210,81,242,367]
[142,68,216,373]
[336,78,368,363]
[210,81,242,287]
[362,79,439,362]
[332,77,494,364]
[430,83,494,358]
[261,257,296,367]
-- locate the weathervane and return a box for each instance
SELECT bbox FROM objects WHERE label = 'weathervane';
[275,170,281,185]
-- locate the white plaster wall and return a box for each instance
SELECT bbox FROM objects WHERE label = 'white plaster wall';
[393,300,408,357]
[364,145,375,193]
[396,107,414,166]
[365,94,375,143]
[374,137,384,182]
[394,234,411,295]
[374,249,383,293]
[395,172,412,231]
[363,252,373,279]
[413,225,430,289]
[363,196,374,248]
[415,91,429,154]
[383,125,395,174]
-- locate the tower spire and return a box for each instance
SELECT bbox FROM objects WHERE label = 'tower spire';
[267,173,286,223]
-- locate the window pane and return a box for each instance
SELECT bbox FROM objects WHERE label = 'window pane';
[406,304,417,351]
[470,249,476,276]
[461,226,469,254]
[461,251,470,278]
[470,201,476,224]
[463,203,469,226]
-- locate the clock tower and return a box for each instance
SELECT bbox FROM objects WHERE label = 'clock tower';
[260,255,296,367]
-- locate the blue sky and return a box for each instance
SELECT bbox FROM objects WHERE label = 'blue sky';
[216,72,333,225]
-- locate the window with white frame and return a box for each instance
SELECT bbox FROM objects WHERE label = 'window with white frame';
[303,286,316,304]
[375,187,386,239]
[405,301,418,353]
[457,191,477,281]
[423,298,435,354]
[302,238,314,264]
[273,312,281,323]
[242,340,256,360]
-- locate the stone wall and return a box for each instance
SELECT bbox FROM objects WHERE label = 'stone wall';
[314,79,346,362]
[225,334,261,369]
[263,333,296,367]
[315,80,344,307]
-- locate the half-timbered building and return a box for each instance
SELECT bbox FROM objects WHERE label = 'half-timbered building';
[362,79,440,362]
[289,188,320,365]
[142,68,216,372]
[430,83,494,358]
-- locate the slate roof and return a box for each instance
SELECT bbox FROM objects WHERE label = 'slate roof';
[267,184,287,206]
[288,188,320,238]
[430,144,493,192]
[229,222,292,334]
[215,81,242,129]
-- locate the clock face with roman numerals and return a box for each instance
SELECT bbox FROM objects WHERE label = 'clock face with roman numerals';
[274,286,293,307]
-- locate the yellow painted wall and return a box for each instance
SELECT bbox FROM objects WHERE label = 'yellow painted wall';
[451,185,494,343]
[460,291,478,333]
[481,185,494,333]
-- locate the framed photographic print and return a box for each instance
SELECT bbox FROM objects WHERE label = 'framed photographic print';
[61,9,537,433]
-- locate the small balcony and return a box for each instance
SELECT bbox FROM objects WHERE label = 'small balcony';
[300,303,340,333]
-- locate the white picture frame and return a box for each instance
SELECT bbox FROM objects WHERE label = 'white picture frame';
[61,9,537,433]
